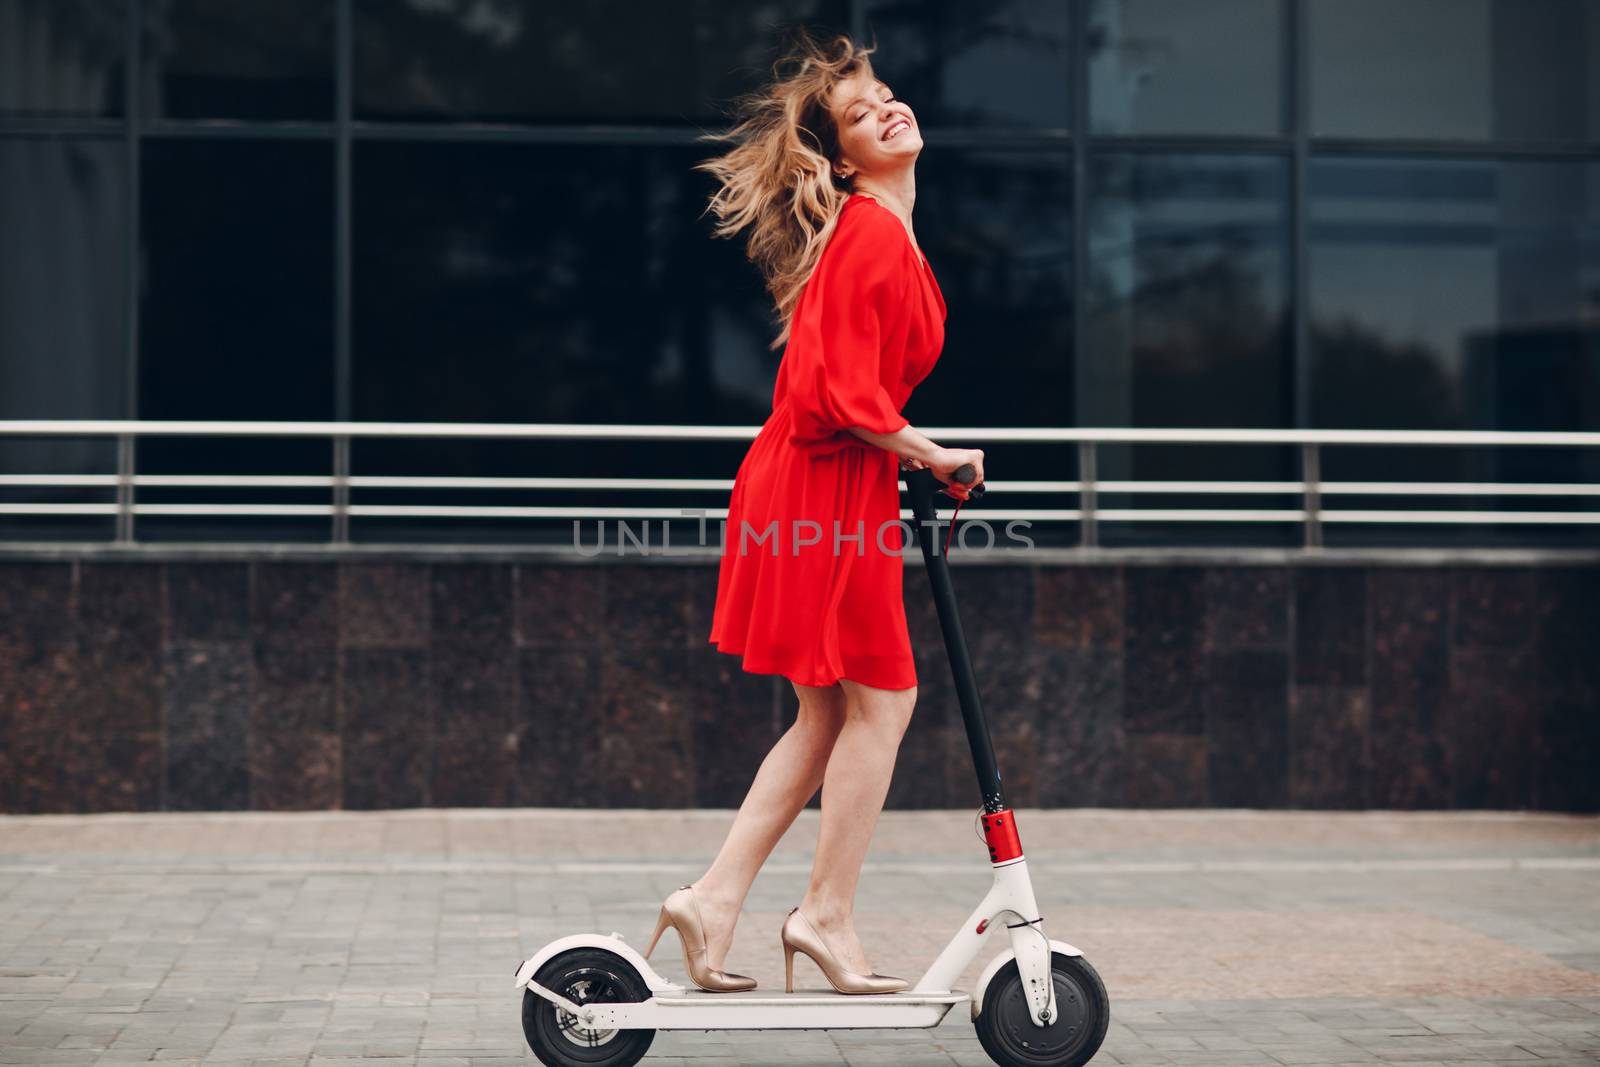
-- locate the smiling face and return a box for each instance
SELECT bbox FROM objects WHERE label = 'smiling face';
[827,68,921,182]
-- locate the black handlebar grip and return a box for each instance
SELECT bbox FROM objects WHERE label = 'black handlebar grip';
[951,463,986,498]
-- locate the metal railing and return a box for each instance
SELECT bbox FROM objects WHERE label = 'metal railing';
[1,420,1597,550]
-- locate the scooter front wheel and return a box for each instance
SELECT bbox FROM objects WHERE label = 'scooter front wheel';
[974,950,1110,1067]
[521,947,656,1067]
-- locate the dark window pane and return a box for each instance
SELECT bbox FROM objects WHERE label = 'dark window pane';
[353,1,849,124]
[1310,0,1600,142]
[141,0,335,121]
[137,139,334,543]
[0,0,127,118]
[1311,157,1600,432]
[1085,153,1292,546]
[900,150,1073,433]
[863,0,1071,129]
[0,137,128,418]
[1089,0,1282,136]
[139,139,333,420]
[1309,158,1600,545]
[1086,153,1290,428]
[0,136,126,541]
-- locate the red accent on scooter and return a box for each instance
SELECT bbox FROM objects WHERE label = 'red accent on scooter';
[980,809,1023,863]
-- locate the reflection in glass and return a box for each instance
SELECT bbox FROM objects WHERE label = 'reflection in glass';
[1309,157,1600,533]
[1310,0,1600,142]
[1310,158,1600,432]
[1088,0,1281,136]
[863,0,1071,129]
[0,137,127,540]
[141,0,335,121]
[1085,153,1291,544]
[353,0,848,124]
[0,0,127,117]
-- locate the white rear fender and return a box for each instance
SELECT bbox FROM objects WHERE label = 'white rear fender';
[513,931,687,996]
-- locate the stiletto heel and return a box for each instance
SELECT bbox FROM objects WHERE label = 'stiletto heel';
[643,883,757,992]
[779,905,908,995]
[644,906,671,959]
[784,940,796,993]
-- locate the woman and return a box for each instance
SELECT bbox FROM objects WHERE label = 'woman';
[642,29,984,996]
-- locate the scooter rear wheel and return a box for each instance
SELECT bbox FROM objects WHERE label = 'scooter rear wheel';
[974,950,1110,1067]
[521,947,656,1067]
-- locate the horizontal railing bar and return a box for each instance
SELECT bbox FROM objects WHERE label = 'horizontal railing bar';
[3,420,1599,447]
[4,503,1597,525]
[4,474,1598,497]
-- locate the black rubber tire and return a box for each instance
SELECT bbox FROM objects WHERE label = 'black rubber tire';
[973,951,1110,1067]
[521,948,657,1067]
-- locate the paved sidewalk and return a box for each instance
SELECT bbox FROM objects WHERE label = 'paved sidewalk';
[1,810,1597,1066]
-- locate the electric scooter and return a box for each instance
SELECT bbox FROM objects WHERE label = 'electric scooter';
[512,463,1112,1067]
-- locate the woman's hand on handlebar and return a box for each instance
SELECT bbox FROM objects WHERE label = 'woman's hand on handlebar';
[929,447,984,499]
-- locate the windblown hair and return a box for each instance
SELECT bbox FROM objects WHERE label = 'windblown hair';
[693,27,880,352]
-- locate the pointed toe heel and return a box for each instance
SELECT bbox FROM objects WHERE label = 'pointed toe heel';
[779,906,909,995]
[646,883,757,993]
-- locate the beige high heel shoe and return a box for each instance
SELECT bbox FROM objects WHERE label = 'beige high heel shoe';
[780,906,909,994]
[643,883,757,992]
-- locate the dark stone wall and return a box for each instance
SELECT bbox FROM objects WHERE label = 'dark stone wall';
[1,556,1595,813]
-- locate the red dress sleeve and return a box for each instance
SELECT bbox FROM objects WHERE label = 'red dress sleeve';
[783,206,912,452]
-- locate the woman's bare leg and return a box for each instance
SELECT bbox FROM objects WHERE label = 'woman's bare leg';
[689,680,847,971]
[797,677,917,975]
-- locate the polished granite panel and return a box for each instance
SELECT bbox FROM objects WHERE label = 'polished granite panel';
[342,646,431,809]
[163,641,252,811]
[1537,566,1600,700]
[515,564,608,647]
[514,645,602,808]
[1123,567,1206,735]
[1123,734,1208,807]
[1368,569,1451,808]
[1294,567,1366,686]
[339,562,430,648]
[431,637,513,737]
[431,562,513,645]
[1035,566,1123,648]
[1451,566,1537,650]
[896,641,964,811]
[1289,685,1370,808]
[0,558,1594,811]
[433,727,518,807]
[683,647,780,809]
[253,562,337,645]
[1449,645,1538,809]
[1205,567,1289,649]
[1205,648,1289,807]
[1034,646,1124,807]
[596,642,696,808]
[250,726,340,811]
[168,562,249,642]
[58,729,163,812]
[0,561,72,648]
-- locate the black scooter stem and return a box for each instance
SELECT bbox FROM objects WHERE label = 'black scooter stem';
[901,466,1008,814]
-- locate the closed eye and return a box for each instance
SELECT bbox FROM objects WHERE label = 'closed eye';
[854,94,894,122]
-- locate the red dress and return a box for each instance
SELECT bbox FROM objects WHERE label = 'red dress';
[708,193,947,689]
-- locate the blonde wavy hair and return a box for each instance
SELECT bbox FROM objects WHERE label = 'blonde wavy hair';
[693,27,881,352]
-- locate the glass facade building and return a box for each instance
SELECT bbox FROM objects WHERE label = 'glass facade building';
[1,0,1596,546]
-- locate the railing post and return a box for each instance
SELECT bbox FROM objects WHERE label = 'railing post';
[1302,441,1322,548]
[332,433,351,544]
[115,432,135,545]
[1078,440,1098,548]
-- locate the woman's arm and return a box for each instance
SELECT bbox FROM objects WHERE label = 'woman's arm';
[849,424,985,491]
